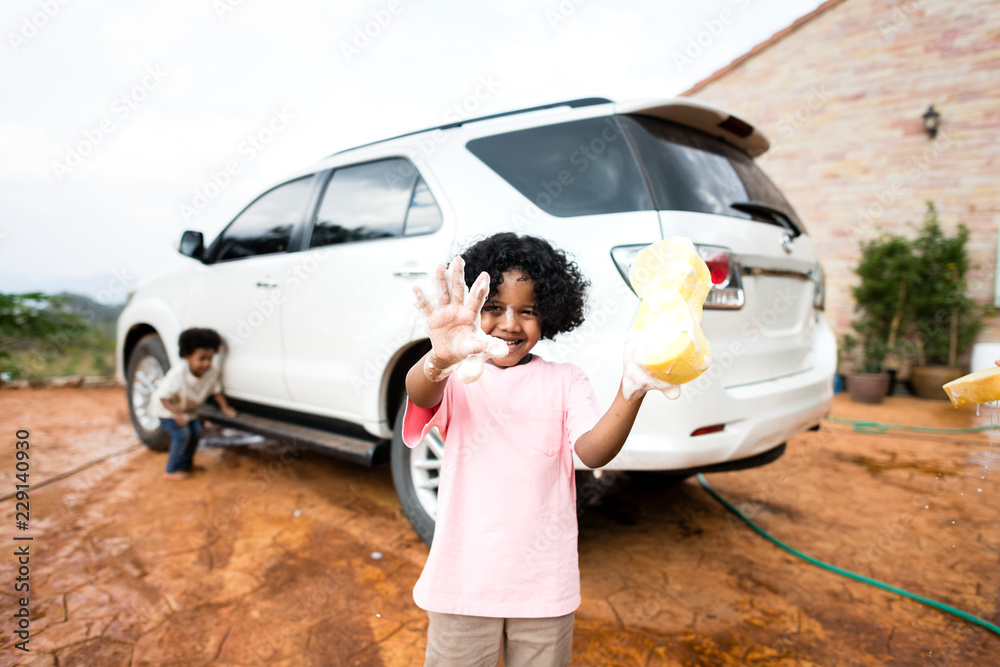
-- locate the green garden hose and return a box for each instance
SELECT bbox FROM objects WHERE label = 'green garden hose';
[824,416,994,435]
[695,473,1000,637]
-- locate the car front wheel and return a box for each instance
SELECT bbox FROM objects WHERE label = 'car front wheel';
[126,333,171,451]
[390,399,442,546]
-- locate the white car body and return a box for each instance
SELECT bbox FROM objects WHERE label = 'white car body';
[118,96,834,540]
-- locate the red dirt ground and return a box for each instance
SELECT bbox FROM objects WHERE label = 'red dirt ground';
[0,388,997,665]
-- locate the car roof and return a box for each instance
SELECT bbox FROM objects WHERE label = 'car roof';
[324,96,770,161]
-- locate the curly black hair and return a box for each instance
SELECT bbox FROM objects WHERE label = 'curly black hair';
[460,233,589,340]
[178,328,222,357]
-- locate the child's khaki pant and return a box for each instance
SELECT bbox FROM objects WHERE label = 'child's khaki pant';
[425,610,574,667]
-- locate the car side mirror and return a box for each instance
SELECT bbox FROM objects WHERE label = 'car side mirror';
[179,231,205,260]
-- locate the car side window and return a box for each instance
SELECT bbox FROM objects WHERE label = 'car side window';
[310,159,443,248]
[214,176,314,262]
[404,176,443,236]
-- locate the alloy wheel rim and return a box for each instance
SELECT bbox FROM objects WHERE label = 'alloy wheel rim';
[132,356,165,433]
[409,430,443,520]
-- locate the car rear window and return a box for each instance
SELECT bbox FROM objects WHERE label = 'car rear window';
[620,114,805,232]
[465,117,654,218]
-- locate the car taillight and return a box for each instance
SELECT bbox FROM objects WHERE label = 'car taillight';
[700,248,731,286]
[812,263,826,311]
[610,243,744,310]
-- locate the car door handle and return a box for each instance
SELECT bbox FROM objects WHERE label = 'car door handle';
[392,268,430,276]
[256,280,280,288]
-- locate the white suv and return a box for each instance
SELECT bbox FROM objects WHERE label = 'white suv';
[117,96,835,544]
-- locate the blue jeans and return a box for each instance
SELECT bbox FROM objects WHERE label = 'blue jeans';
[160,417,203,473]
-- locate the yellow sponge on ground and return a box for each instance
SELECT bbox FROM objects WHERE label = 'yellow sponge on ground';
[943,367,1000,407]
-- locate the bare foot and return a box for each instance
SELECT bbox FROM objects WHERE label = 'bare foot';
[163,471,192,481]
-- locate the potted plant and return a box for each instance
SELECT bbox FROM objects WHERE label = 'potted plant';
[907,202,985,399]
[843,231,916,403]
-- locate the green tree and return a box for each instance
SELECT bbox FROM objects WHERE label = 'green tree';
[847,232,917,373]
[908,202,983,366]
[0,293,89,379]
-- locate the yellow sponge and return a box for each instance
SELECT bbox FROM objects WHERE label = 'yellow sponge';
[629,238,712,385]
[943,367,1000,407]
[629,237,712,309]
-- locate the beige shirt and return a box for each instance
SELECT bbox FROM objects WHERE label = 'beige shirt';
[151,361,222,419]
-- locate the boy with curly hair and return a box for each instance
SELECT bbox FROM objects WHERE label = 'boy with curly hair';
[403,233,672,666]
[152,327,237,480]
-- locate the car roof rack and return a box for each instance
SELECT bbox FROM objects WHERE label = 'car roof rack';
[328,97,613,156]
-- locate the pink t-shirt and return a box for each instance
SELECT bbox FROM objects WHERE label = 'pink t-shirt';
[402,355,603,618]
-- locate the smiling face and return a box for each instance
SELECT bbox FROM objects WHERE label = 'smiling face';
[480,270,542,368]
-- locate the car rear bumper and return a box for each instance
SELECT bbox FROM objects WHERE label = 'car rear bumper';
[572,316,836,471]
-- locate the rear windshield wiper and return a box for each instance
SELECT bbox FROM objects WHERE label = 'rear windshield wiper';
[730,201,801,236]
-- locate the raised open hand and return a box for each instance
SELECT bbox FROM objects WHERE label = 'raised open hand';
[413,256,508,383]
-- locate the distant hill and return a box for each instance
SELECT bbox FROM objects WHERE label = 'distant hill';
[0,272,133,305]
[52,292,124,327]
[1,291,121,380]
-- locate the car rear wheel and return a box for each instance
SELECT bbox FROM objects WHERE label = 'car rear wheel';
[126,334,171,451]
[390,399,441,546]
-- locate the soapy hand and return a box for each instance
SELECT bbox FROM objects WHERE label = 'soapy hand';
[413,256,509,383]
[623,334,682,401]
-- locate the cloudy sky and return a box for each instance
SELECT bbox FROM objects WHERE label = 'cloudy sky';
[0,0,824,302]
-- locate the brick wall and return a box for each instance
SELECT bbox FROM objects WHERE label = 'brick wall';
[684,0,1000,366]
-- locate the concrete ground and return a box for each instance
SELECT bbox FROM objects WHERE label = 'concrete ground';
[0,388,997,666]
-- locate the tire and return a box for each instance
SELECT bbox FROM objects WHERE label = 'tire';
[626,470,691,488]
[126,333,172,452]
[390,399,441,546]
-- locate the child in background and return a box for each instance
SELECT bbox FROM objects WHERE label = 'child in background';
[403,233,674,666]
[152,327,237,480]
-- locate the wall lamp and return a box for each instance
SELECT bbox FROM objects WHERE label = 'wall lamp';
[922,105,940,139]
